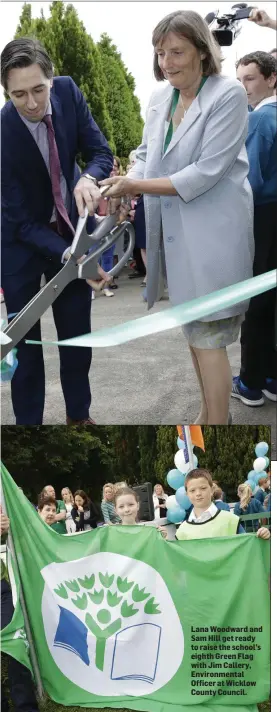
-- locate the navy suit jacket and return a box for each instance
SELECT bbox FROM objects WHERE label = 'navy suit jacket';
[1,76,113,280]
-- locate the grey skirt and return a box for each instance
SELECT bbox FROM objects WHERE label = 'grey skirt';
[182,315,244,349]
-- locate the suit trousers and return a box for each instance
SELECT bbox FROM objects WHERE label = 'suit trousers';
[3,261,92,424]
[239,202,277,389]
[1,578,38,712]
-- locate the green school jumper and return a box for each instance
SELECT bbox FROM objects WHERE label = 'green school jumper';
[176,509,239,540]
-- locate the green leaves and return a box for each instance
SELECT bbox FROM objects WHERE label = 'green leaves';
[99,572,114,588]
[88,588,104,605]
[132,584,150,603]
[65,579,80,593]
[144,597,161,615]
[121,600,139,618]
[107,590,122,607]
[72,593,88,610]
[117,576,134,594]
[78,574,95,590]
[54,584,68,599]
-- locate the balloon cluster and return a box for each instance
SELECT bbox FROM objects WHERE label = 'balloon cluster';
[246,441,270,492]
[166,437,198,523]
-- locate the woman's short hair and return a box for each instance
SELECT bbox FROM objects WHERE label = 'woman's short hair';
[213,485,223,501]
[152,10,222,81]
[38,496,56,511]
[1,37,53,91]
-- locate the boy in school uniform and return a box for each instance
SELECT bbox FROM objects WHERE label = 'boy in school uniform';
[173,469,270,541]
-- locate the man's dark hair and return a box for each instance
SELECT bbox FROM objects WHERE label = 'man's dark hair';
[236,50,277,79]
[270,49,277,55]
[1,37,53,91]
[38,496,56,511]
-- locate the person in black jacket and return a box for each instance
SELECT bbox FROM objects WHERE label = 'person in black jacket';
[71,490,98,532]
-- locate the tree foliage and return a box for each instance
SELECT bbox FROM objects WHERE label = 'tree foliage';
[14,2,144,157]
[1,425,271,506]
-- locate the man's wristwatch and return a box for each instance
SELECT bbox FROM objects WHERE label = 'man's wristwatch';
[82,174,98,186]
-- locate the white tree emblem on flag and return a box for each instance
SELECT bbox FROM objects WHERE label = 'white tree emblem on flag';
[41,553,184,695]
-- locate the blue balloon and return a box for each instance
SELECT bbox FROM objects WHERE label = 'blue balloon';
[175,487,192,510]
[247,470,256,481]
[167,505,186,524]
[245,479,255,493]
[264,456,270,469]
[177,437,185,450]
[255,471,267,485]
[255,442,269,458]
[167,469,185,491]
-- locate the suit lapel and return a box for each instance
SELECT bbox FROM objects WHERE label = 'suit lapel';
[163,98,201,158]
[50,92,71,187]
[10,105,50,184]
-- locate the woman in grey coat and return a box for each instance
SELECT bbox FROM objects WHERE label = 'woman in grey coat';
[100,10,254,425]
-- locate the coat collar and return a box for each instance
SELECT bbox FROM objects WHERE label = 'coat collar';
[148,78,208,159]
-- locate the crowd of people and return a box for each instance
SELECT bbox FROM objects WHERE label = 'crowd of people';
[34,470,271,535]
[1,7,276,425]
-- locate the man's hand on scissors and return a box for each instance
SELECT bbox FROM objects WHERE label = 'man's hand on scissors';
[63,251,112,290]
[74,176,102,217]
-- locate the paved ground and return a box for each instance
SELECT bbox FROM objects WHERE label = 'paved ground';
[1,268,276,452]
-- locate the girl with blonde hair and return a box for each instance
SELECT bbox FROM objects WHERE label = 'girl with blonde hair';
[234,483,265,531]
[61,487,76,534]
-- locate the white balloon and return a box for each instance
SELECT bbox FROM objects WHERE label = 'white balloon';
[166,495,177,508]
[253,457,267,473]
[174,450,190,474]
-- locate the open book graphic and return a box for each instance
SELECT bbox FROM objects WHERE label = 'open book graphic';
[54,606,90,666]
[111,623,162,683]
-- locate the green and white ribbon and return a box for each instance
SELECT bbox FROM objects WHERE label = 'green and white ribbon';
[26,269,276,349]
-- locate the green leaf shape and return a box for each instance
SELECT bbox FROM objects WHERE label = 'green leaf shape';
[132,584,150,603]
[107,590,123,607]
[99,572,114,588]
[72,593,88,610]
[88,588,104,605]
[117,576,134,594]
[97,608,111,624]
[78,574,95,590]
[121,600,139,618]
[54,584,68,599]
[65,579,80,593]
[144,597,161,615]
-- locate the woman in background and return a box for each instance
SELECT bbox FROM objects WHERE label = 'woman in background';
[72,489,98,532]
[101,483,122,524]
[153,483,168,519]
[61,487,76,533]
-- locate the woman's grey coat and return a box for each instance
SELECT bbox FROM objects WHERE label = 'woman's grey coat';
[128,74,254,321]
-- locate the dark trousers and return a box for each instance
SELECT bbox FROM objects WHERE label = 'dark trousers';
[240,202,277,389]
[3,264,92,424]
[1,579,38,712]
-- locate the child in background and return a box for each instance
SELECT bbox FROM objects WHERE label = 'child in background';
[212,484,230,511]
[255,476,269,505]
[234,482,265,531]
[162,469,270,541]
[61,487,76,533]
[38,496,57,527]
[101,483,121,525]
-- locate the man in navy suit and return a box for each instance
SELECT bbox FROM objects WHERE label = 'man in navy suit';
[1,37,114,424]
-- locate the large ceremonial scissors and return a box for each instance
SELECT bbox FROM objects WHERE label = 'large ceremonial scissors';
[1,188,135,359]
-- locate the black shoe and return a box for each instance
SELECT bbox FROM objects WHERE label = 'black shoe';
[110,283,118,289]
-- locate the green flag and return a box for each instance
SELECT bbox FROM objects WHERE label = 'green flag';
[1,463,270,712]
[0,544,33,674]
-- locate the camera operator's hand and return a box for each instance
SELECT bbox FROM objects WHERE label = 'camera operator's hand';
[249,8,277,30]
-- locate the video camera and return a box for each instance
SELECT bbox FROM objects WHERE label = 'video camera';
[205,3,256,46]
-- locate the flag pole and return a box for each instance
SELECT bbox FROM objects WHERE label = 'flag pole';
[184,426,195,471]
[1,486,44,699]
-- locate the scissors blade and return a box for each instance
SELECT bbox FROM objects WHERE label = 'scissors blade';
[1,258,77,358]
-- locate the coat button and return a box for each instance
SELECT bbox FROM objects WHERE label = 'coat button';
[164,201,172,209]
[167,235,174,242]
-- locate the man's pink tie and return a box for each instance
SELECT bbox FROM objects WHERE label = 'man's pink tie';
[42,114,74,235]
